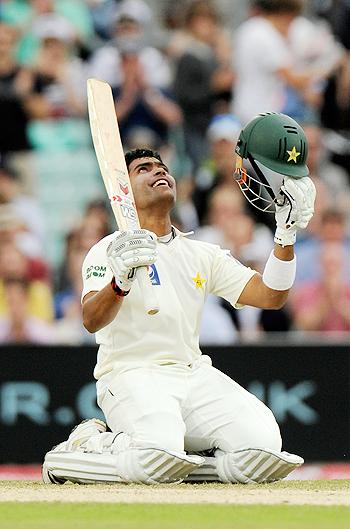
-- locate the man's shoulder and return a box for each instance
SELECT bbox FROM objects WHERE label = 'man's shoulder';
[180,234,220,255]
[84,232,118,258]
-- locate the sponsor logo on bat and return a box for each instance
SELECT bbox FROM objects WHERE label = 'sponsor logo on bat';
[111,194,137,220]
[119,181,129,195]
[120,204,137,220]
[111,194,135,207]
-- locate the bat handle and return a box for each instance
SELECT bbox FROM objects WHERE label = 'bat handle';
[137,266,159,315]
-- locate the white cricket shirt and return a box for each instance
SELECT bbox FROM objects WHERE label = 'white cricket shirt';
[81,228,256,379]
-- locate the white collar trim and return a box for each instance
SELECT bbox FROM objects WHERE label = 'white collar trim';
[172,226,193,238]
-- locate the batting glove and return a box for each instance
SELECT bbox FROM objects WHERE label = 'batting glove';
[107,229,157,292]
[274,176,316,246]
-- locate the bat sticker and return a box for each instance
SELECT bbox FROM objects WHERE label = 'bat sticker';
[119,181,129,195]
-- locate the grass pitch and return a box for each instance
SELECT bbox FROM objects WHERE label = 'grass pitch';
[1,503,350,529]
[0,480,349,529]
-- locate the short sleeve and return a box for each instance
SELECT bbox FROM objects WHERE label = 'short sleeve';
[81,240,113,302]
[209,247,257,308]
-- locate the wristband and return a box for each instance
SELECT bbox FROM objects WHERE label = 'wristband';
[111,277,130,297]
[262,250,296,291]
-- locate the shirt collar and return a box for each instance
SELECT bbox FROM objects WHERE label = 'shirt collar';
[172,225,194,238]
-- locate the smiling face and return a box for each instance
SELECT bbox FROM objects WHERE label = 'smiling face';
[128,156,176,212]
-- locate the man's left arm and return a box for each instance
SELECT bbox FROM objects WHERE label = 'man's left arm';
[237,175,316,309]
[237,244,295,309]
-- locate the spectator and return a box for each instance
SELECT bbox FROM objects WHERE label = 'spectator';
[54,202,111,344]
[27,29,87,119]
[88,0,153,42]
[196,185,273,266]
[313,0,350,151]
[283,14,344,122]
[0,161,46,257]
[54,234,94,345]
[89,7,171,89]
[0,277,55,344]
[300,123,350,228]
[0,239,54,324]
[84,199,112,237]
[55,203,110,293]
[320,52,350,178]
[0,23,33,154]
[303,122,349,196]
[295,209,350,284]
[90,11,181,144]
[233,0,320,125]
[2,0,94,66]
[173,0,234,170]
[291,241,350,333]
[312,0,350,50]
[165,0,232,67]
[113,47,182,144]
[24,26,89,150]
[192,113,241,224]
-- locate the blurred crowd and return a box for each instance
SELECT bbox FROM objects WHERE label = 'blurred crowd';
[0,0,350,346]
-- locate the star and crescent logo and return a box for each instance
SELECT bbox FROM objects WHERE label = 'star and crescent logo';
[192,272,206,290]
[286,146,301,163]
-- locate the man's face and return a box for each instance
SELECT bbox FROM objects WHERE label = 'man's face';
[128,157,176,211]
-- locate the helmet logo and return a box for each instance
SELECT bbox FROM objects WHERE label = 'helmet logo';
[286,146,301,163]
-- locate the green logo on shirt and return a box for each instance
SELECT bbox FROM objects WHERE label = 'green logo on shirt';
[86,265,107,280]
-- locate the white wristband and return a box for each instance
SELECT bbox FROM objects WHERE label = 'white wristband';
[262,250,296,291]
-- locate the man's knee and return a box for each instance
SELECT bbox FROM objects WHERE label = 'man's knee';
[253,421,282,453]
[219,419,282,454]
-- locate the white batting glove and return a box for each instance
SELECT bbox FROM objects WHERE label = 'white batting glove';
[274,176,316,246]
[107,229,157,292]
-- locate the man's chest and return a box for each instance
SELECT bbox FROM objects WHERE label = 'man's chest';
[150,245,211,303]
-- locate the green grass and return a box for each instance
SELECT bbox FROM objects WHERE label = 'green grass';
[1,481,349,529]
[0,503,349,529]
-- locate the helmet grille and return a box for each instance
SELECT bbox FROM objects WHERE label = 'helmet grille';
[233,167,276,213]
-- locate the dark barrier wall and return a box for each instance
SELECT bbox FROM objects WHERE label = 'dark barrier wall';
[0,344,349,464]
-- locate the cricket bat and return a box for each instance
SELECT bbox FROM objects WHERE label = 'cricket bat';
[87,78,159,315]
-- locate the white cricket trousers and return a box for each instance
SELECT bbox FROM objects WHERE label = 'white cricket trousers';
[97,357,282,454]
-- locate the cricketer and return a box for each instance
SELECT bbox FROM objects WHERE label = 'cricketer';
[43,112,316,485]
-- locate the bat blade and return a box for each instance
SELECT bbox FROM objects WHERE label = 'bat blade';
[87,78,159,315]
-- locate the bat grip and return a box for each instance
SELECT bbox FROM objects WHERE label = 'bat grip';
[137,266,159,315]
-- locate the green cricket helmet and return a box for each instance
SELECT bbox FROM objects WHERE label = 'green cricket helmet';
[234,112,309,212]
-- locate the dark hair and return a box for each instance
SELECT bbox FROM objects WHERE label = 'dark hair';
[185,0,219,25]
[124,148,163,169]
[251,0,304,14]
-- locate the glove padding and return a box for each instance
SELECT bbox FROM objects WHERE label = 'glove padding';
[107,229,157,292]
[274,176,316,246]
